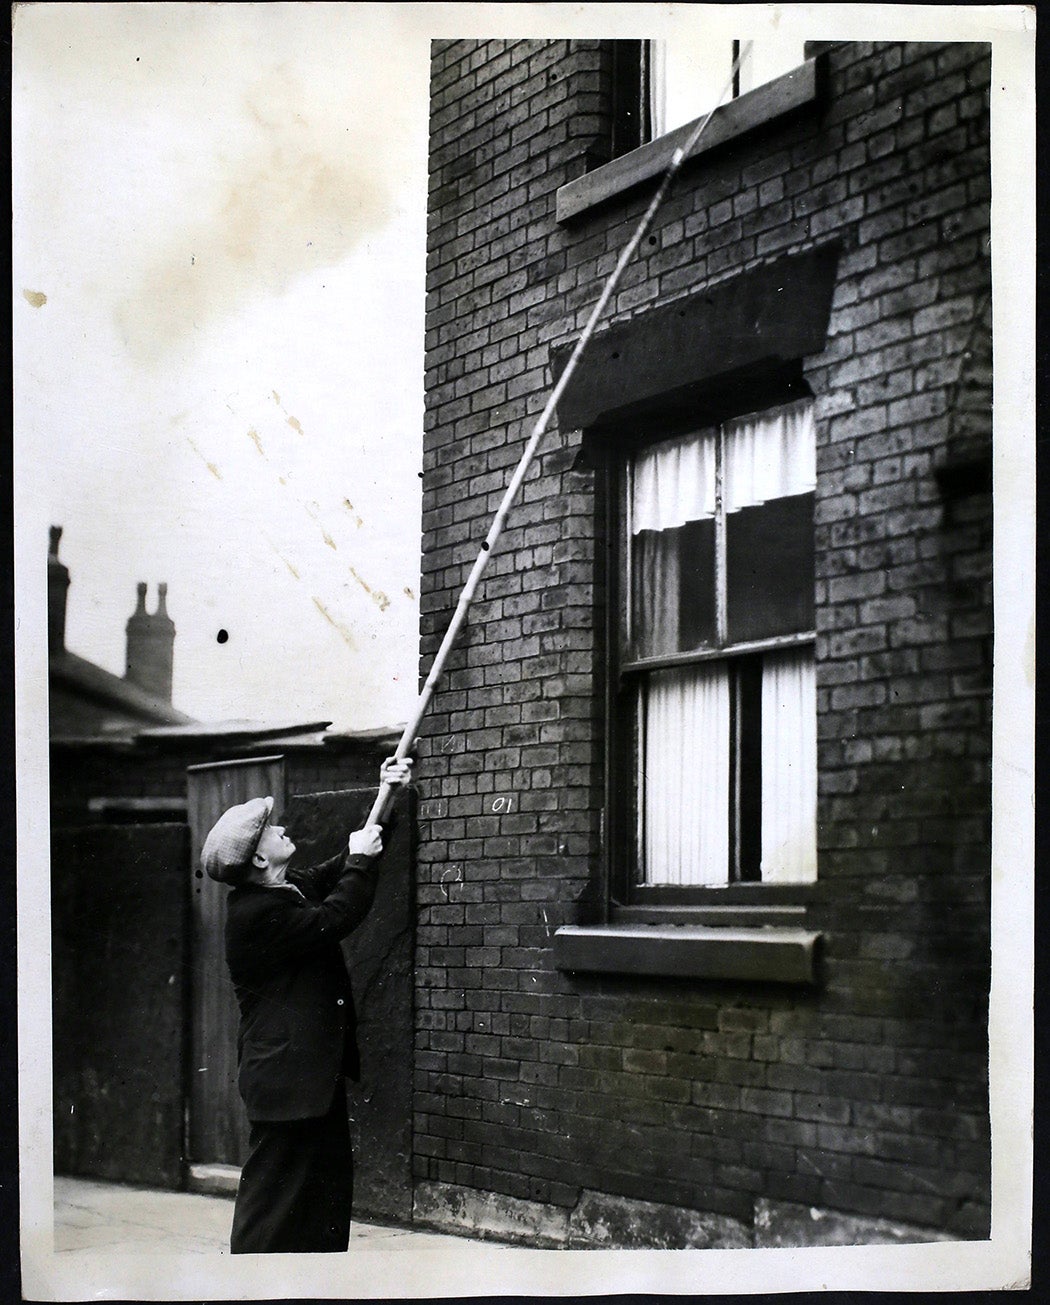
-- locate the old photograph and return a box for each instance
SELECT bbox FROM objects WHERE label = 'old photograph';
[13,2,1033,1298]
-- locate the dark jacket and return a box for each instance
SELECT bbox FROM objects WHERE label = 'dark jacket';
[224,850,379,1122]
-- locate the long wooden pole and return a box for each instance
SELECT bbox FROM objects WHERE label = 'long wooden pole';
[367,43,752,826]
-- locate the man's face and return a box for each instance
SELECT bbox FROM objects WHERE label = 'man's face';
[252,824,295,882]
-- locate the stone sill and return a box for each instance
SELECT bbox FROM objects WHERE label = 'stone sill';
[556,56,822,224]
[553,922,819,984]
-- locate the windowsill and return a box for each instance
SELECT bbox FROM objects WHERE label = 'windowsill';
[556,56,822,224]
[553,918,819,984]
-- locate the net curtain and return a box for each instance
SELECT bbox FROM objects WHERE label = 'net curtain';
[640,664,730,886]
[630,399,815,532]
[761,647,817,883]
[630,432,716,656]
[640,650,816,885]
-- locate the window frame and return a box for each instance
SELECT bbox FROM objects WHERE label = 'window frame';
[604,405,817,908]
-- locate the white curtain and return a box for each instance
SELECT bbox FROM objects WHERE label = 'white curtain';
[631,401,813,530]
[631,430,716,533]
[723,399,815,513]
[641,663,730,885]
[760,648,817,883]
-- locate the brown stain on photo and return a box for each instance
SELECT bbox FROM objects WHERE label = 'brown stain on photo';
[264,538,299,580]
[114,62,391,365]
[186,436,222,480]
[270,388,305,437]
[247,428,265,455]
[23,289,47,308]
[348,565,390,612]
[311,595,356,649]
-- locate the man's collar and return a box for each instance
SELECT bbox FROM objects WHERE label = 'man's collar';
[241,880,305,899]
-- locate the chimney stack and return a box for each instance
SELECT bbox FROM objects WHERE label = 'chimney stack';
[125,581,176,702]
[48,526,70,652]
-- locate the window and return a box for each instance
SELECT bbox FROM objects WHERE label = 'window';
[616,399,817,891]
[649,36,809,137]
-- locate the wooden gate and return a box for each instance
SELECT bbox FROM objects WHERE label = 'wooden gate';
[186,756,286,1174]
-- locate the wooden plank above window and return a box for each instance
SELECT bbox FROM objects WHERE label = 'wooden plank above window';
[552,243,840,439]
[556,56,822,224]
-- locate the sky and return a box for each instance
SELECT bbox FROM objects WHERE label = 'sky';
[14,2,431,729]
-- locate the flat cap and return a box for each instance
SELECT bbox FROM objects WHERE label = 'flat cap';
[201,795,274,883]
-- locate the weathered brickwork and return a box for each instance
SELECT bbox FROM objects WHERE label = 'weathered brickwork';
[419,39,991,1240]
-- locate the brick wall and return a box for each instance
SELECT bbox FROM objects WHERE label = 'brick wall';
[50,745,190,825]
[419,39,991,1240]
[50,738,394,827]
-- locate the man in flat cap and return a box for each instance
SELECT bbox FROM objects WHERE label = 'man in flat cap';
[201,755,412,1254]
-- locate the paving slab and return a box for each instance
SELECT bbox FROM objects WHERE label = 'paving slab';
[54,1176,512,1259]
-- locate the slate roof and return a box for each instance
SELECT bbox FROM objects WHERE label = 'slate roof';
[49,648,194,743]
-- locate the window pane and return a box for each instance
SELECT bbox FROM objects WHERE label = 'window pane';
[733,657,763,882]
[629,429,717,658]
[760,649,817,883]
[638,664,730,885]
[723,399,815,645]
[652,36,808,137]
[738,38,809,96]
[726,491,814,643]
[652,38,733,135]
[632,519,716,657]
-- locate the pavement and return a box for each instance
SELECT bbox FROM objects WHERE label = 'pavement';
[54,1175,510,1259]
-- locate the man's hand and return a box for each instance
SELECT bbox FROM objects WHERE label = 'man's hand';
[347,824,384,858]
[380,756,413,787]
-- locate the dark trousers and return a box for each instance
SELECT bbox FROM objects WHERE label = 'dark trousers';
[230,1083,353,1254]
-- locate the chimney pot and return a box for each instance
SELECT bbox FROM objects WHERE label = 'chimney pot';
[125,582,176,702]
[47,526,70,652]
